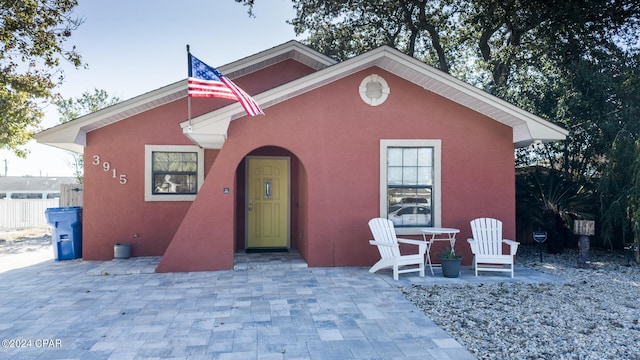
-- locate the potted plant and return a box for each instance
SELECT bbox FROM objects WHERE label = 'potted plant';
[439,247,462,278]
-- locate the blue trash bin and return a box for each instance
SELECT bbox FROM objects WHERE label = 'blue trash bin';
[45,207,82,261]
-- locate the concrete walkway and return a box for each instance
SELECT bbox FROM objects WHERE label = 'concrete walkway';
[0,250,563,359]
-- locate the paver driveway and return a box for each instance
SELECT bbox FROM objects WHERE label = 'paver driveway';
[0,254,475,359]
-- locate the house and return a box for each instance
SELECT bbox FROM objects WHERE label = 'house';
[0,176,78,230]
[35,41,568,272]
[0,176,77,200]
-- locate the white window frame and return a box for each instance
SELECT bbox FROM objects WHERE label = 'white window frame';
[144,145,204,202]
[380,139,442,235]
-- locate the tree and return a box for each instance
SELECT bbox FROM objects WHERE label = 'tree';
[289,1,456,70]
[598,131,637,250]
[286,0,640,92]
[55,88,120,123]
[234,0,257,16]
[515,45,640,177]
[54,88,120,182]
[0,0,83,157]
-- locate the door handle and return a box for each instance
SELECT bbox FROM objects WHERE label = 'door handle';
[264,179,272,199]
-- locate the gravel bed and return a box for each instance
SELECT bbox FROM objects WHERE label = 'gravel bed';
[402,245,640,359]
[0,228,52,256]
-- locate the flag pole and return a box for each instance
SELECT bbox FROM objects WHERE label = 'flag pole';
[186,44,193,132]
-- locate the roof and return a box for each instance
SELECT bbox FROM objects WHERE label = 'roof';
[183,45,568,149]
[0,176,78,192]
[34,41,336,153]
[35,41,567,151]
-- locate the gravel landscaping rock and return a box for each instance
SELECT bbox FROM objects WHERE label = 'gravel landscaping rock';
[402,245,640,359]
[0,228,51,256]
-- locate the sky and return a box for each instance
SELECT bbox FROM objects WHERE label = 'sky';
[0,0,302,177]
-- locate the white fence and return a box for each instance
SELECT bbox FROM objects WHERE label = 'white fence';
[0,199,60,230]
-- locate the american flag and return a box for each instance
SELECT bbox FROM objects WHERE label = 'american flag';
[188,53,264,116]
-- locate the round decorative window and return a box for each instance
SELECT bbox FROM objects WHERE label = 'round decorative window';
[359,74,390,106]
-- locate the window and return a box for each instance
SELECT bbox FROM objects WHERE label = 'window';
[380,140,441,235]
[11,193,43,199]
[145,145,204,201]
[359,74,390,106]
[152,152,198,194]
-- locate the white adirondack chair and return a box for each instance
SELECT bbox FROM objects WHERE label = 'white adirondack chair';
[467,218,520,278]
[368,218,426,280]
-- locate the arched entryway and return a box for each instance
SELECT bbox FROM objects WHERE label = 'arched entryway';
[234,146,308,258]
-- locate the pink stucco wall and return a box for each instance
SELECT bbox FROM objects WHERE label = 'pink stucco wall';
[82,99,219,260]
[156,67,515,272]
[82,60,515,271]
[82,59,317,262]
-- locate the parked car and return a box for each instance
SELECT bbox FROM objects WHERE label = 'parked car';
[388,205,432,226]
[388,196,430,213]
[399,197,428,205]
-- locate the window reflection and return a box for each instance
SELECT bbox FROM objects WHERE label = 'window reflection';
[152,151,198,195]
[387,146,434,227]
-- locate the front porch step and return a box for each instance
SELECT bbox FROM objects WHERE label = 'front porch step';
[233,249,308,270]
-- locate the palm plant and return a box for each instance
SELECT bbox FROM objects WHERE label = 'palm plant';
[516,167,596,250]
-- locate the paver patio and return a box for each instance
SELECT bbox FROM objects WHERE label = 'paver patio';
[0,250,562,359]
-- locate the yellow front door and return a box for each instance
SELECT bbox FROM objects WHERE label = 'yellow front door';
[246,157,289,248]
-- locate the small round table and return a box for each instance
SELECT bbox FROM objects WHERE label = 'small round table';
[421,227,460,275]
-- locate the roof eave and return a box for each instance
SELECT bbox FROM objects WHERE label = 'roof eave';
[220,40,336,78]
[35,80,189,152]
[181,46,569,149]
[513,120,569,148]
[35,41,335,152]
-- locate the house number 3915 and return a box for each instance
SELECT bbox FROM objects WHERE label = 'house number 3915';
[92,155,127,184]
